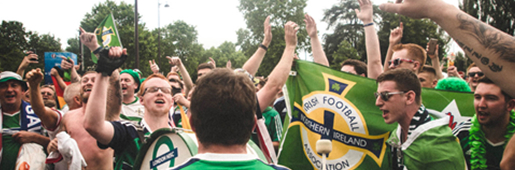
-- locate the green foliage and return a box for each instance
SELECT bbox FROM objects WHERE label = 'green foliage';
[79,0,157,75]
[0,21,61,73]
[322,1,449,67]
[330,40,359,70]
[460,0,515,36]
[237,0,308,76]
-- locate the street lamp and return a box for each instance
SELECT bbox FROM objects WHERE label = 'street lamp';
[158,0,169,58]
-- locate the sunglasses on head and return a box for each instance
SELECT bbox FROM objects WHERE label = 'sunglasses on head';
[388,58,415,67]
[142,86,171,96]
[374,91,405,101]
[468,72,484,77]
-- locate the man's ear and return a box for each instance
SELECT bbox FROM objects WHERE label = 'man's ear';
[506,99,515,112]
[413,61,421,72]
[360,73,366,77]
[405,91,416,105]
[73,95,82,106]
[431,79,438,88]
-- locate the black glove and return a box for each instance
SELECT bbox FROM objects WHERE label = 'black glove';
[95,47,127,76]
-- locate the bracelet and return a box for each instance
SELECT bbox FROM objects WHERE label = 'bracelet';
[92,47,102,54]
[363,23,374,27]
[259,44,268,51]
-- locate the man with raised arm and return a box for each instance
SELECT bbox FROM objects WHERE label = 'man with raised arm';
[171,20,299,170]
[375,69,465,169]
[49,28,122,170]
[0,71,55,169]
[84,46,175,169]
[452,76,515,169]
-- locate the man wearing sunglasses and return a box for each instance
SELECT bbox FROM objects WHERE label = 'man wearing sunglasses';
[375,69,465,170]
[465,63,483,92]
[387,44,427,75]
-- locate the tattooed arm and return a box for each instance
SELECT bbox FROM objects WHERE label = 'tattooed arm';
[379,0,515,97]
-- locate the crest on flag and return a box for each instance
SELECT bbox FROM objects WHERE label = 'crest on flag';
[289,73,389,169]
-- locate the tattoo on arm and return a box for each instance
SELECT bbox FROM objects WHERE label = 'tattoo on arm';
[456,40,504,72]
[457,13,515,63]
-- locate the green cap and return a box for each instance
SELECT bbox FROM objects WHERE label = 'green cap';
[120,69,141,93]
[0,71,28,91]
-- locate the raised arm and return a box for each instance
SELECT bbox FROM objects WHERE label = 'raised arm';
[427,44,444,79]
[168,56,193,96]
[355,0,382,78]
[17,51,39,78]
[304,14,329,66]
[50,68,68,92]
[257,21,298,112]
[384,22,403,72]
[380,0,515,97]
[84,47,127,145]
[26,68,59,130]
[242,16,272,76]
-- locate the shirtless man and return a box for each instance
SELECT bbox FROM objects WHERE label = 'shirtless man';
[57,70,121,169]
[48,28,122,169]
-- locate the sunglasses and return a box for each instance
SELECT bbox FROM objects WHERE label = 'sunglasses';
[142,86,171,96]
[169,79,179,83]
[374,91,405,101]
[468,72,484,77]
[388,58,415,67]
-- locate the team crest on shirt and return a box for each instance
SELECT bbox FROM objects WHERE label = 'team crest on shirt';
[94,26,115,47]
[289,73,389,169]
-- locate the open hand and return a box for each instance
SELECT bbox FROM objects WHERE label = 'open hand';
[304,14,318,38]
[284,21,299,47]
[355,0,373,23]
[262,16,272,47]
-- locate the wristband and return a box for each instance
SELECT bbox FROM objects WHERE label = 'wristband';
[363,23,374,27]
[92,46,102,54]
[259,44,268,51]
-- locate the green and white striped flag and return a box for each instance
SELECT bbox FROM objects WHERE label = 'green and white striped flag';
[92,13,122,63]
[277,60,474,169]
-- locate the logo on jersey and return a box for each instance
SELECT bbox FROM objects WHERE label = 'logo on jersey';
[289,73,389,169]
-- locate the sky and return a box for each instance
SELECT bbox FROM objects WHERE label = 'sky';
[0,0,462,55]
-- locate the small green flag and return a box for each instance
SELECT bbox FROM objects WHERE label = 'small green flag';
[277,60,474,169]
[91,13,122,63]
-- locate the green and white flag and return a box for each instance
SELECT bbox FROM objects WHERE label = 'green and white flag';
[92,13,122,63]
[277,60,474,169]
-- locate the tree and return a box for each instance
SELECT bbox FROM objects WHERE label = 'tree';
[156,20,205,77]
[237,0,308,76]
[330,40,359,70]
[79,0,157,74]
[322,1,449,67]
[0,21,61,73]
[460,0,515,36]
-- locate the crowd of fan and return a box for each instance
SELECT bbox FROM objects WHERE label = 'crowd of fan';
[1,0,515,169]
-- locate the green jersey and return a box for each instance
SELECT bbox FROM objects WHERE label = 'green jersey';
[388,117,466,170]
[170,153,290,170]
